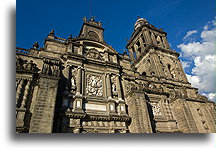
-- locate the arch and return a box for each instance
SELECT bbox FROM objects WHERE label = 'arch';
[88,31,99,41]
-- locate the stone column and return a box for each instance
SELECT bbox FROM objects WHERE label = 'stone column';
[139,38,145,51]
[144,30,152,44]
[67,43,73,53]
[104,52,109,61]
[134,44,140,57]
[106,73,112,100]
[21,79,31,108]
[78,41,83,55]
[76,67,82,96]
[73,67,84,113]
[151,32,157,45]
[162,36,170,49]
[128,48,135,61]
[16,79,25,106]
[81,68,85,95]
[113,54,118,63]
[116,74,123,100]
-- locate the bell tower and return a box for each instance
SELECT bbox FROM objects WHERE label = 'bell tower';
[78,17,104,42]
[126,18,188,82]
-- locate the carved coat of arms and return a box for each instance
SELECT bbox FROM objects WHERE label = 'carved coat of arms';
[86,74,103,97]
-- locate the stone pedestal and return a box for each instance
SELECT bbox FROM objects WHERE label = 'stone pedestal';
[16,108,26,128]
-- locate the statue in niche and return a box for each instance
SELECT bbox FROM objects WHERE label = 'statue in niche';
[112,83,117,96]
[111,75,117,96]
[71,76,76,90]
[70,68,77,91]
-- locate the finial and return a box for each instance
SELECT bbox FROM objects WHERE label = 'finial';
[123,49,127,55]
[68,34,72,39]
[137,16,140,19]
[83,16,87,22]
[49,29,55,36]
[33,41,39,49]
[98,21,102,26]
[159,28,163,31]
[90,16,95,21]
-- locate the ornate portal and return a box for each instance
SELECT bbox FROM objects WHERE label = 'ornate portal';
[86,74,103,97]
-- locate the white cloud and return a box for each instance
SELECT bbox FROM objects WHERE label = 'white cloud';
[181,60,190,70]
[183,30,198,40]
[178,19,216,101]
[208,93,216,101]
[186,74,200,88]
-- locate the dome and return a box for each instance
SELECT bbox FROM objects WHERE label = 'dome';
[134,18,148,30]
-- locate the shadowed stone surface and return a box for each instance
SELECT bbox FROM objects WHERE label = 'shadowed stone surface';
[16,17,215,133]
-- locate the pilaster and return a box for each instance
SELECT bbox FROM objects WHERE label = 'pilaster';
[29,76,59,133]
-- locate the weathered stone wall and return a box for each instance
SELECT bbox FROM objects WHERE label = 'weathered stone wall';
[16,17,216,133]
[29,77,59,133]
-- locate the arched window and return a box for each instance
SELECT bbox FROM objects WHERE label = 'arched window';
[88,31,99,41]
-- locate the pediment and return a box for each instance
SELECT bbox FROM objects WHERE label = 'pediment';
[82,40,118,54]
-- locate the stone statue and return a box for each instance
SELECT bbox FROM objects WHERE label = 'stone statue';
[71,76,76,90]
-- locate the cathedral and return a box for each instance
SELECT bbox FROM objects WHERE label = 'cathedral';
[16,17,215,133]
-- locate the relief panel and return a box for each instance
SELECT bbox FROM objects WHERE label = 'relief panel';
[86,74,103,97]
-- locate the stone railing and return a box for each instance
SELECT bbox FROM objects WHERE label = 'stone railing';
[54,36,67,43]
[16,47,31,55]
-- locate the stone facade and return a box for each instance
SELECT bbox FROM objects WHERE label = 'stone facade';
[16,17,216,133]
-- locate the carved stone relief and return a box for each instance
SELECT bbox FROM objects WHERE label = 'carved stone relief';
[86,74,103,97]
[16,56,40,73]
[42,58,60,77]
[85,48,104,60]
[150,102,162,116]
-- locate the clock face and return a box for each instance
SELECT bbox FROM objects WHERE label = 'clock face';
[88,31,99,41]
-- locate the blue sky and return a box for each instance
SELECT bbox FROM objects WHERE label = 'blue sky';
[17,0,215,52]
[17,0,216,101]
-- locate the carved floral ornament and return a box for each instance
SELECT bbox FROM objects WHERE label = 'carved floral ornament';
[85,48,104,60]
[86,74,103,97]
